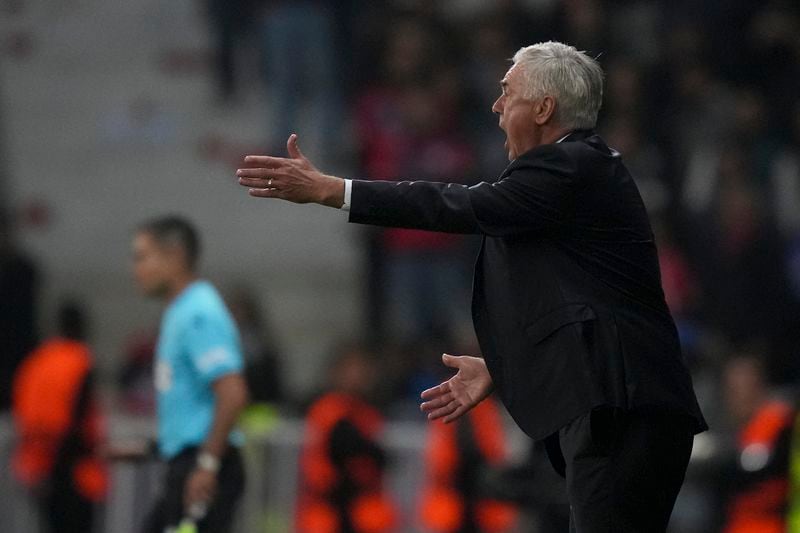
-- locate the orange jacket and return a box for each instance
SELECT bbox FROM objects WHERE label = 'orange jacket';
[419,399,517,533]
[724,400,793,533]
[297,392,397,533]
[11,338,108,501]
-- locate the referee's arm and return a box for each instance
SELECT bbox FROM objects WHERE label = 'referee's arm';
[184,373,248,510]
[203,373,249,459]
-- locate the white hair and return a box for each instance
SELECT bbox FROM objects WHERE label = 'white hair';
[511,41,604,130]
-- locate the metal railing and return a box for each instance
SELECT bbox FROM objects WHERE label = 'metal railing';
[0,413,449,533]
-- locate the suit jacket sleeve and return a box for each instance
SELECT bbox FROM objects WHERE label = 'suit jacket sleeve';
[348,144,579,236]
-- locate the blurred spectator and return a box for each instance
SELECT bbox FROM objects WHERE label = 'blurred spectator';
[0,209,39,411]
[354,15,440,342]
[605,116,669,217]
[382,337,475,420]
[296,344,397,533]
[653,221,698,316]
[606,0,663,65]
[354,16,443,181]
[377,81,476,342]
[652,219,702,357]
[260,1,341,162]
[205,0,257,103]
[663,57,734,172]
[418,398,517,533]
[679,86,770,220]
[355,21,476,342]
[601,59,648,128]
[552,0,607,54]
[690,165,793,376]
[719,353,793,533]
[226,285,284,404]
[490,441,570,533]
[445,0,540,57]
[789,234,800,296]
[461,18,516,177]
[748,3,800,134]
[116,327,157,415]
[767,98,800,243]
[11,300,108,533]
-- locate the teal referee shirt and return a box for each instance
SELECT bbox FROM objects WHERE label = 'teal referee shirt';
[154,280,244,459]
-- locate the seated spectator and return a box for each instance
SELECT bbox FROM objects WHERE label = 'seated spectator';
[354,17,477,343]
[11,300,108,533]
[116,327,157,415]
[688,162,793,376]
[259,0,341,163]
[226,285,284,405]
[357,76,476,341]
[296,344,397,533]
[720,353,793,533]
[0,209,39,411]
[418,396,518,533]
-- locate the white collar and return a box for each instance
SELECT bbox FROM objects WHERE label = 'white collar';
[556,132,572,144]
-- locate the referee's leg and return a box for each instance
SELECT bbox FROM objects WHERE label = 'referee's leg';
[560,408,694,533]
[198,447,245,533]
[142,450,192,533]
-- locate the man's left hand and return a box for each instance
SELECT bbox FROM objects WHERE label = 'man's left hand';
[237,134,345,208]
[420,354,494,423]
[184,468,217,513]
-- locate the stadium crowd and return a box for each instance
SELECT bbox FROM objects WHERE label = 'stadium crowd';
[200,0,800,388]
[2,0,800,532]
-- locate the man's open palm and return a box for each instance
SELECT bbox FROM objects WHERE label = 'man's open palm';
[420,354,494,423]
[237,134,345,207]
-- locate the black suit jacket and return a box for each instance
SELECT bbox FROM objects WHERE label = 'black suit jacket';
[349,130,707,440]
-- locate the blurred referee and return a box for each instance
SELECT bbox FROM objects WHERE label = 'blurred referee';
[132,216,249,533]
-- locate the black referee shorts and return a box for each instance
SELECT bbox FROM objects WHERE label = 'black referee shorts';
[143,446,245,533]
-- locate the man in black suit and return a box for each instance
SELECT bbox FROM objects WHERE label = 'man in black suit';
[236,41,707,532]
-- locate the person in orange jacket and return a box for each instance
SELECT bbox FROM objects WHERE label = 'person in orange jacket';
[721,353,793,533]
[419,396,518,533]
[11,300,108,533]
[297,344,398,533]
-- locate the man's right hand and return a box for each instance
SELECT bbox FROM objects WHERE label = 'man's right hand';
[237,134,345,208]
[420,354,494,423]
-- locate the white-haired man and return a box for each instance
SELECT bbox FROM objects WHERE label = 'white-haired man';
[236,41,707,532]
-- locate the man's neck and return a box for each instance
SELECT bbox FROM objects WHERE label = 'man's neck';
[165,274,198,304]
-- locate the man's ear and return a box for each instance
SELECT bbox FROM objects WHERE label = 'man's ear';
[534,95,557,126]
[163,243,189,272]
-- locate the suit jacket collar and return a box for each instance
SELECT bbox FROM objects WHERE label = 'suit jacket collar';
[498,129,606,180]
[501,129,596,174]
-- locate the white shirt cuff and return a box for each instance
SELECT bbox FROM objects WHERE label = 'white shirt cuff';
[341,179,352,211]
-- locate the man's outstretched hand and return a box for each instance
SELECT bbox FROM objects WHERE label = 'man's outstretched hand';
[237,134,345,208]
[420,354,494,423]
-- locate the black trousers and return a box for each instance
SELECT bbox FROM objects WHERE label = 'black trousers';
[40,463,95,533]
[143,447,245,533]
[545,408,694,533]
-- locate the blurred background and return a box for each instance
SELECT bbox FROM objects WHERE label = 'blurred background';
[1,0,800,531]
